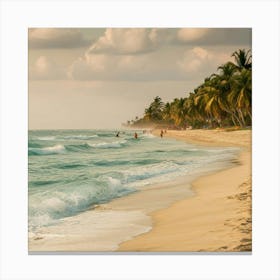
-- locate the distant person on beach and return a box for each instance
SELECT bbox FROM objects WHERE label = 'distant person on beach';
[116,132,120,137]
[160,130,163,138]
[134,132,138,139]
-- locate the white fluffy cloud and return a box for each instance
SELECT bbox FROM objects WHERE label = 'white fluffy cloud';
[31,47,235,82]
[177,28,252,46]
[86,28,212,55]
[30,56,66,80]
[68,53,159,81]
[68,28,183,81]
[177,28,208,42]
[178,47,212,73]
[29,28,89,48]
[29,28,249,81]
[69,46,229,81]
[87,28,161,55]
[178,47,234,75]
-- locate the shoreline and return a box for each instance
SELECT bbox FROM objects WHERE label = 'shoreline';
[29,169,206,252]
[29,129,251,252]
[118,129,251,252]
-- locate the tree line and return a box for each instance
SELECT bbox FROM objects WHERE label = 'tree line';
[125,49,252,129]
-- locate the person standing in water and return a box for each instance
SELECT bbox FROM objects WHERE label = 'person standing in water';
[160,130,163,138]
[134,132,138,139]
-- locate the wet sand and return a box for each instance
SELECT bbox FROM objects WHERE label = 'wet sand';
[29,129,251,252]
[118,129,251,252]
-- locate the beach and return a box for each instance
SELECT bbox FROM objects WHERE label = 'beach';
[29,129,251,252]
[118,129,252,252]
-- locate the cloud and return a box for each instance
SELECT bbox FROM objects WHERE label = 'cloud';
[177,28,208,42]
[87,28,161,55]
[87,28,213,55]
[29,28,90,49]
[177,28,251,46]
[68,53,155,81]
[177,47,234,75]
[69,46,233,82]
[178,47,212,73]
[29,56,66,80]
[86,28,251,56]
[29,28,251,81]
[28,28,252,51]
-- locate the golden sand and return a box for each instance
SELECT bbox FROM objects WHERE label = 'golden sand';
[118,129,252,252]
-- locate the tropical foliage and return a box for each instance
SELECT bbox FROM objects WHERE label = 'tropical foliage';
[126,49,252,129]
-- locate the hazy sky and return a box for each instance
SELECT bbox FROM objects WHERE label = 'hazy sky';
[29,28,251,129]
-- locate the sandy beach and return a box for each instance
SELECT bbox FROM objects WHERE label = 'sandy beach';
[118,129,252,252]
[29,129,251,252]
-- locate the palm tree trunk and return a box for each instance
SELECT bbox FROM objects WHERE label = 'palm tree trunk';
[231,115,237,126]
[237,108,246,127]
[247,109,252,122]
[232,110,243,127]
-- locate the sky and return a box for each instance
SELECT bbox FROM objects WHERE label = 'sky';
[28,28,251,129]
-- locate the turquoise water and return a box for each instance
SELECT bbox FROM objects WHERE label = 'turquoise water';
[28,129,238,232]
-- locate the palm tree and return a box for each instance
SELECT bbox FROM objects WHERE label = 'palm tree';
[149,96,164,121]
[162,102,171,121]
[171,98,187,128]
[130,48,252,129]
[232,49,252,70]
[143,96,164,122]
[229,69,252,125]
[213,62,240,126]
[195,84,223,127]
[144,107,153,121]
[184,93,198,125]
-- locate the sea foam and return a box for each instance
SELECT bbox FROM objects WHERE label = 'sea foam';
[88,140,127,148]
[29,144,65,155]
[28,176,135,229]
[28,129,239,231]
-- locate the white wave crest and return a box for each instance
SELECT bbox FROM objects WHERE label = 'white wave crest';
[29,144,65,155]
[28,176,133,229]
[61,135,98,140]
[37,136,56,141]
[89,140,127,149]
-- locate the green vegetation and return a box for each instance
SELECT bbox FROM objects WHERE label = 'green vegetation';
[125,49,252,129]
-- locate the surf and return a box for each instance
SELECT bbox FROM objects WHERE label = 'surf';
[28,129,238,232]
[28,144,65,155]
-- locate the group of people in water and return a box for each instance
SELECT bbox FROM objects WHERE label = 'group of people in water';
[115,131,139,139]
[115,129,167,139]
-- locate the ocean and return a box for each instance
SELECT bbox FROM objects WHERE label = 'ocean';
[28,129,239,235]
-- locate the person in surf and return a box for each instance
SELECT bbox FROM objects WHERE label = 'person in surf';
[116,132,120,137]
[134,132,138,139]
